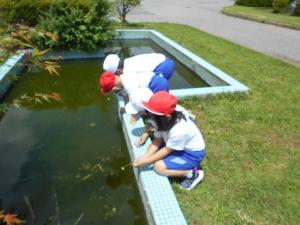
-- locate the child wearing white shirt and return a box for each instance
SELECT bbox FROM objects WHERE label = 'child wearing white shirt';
[134,91,206,190]
[103,53,175,80]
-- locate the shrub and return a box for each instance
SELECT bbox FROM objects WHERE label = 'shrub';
[235,0,273,7]
[272,0,291,13]
[33,0,114,51]
[0,0,96,26]
[0,0,54,26]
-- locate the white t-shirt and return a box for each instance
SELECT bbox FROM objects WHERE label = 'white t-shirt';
[125,87,153,114]
[123,53,166,75]
[154,117,205,151]
[174,105,191,120]
[120,71,154,95]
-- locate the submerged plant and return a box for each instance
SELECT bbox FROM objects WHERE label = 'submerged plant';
[76,158,110,182]
[0,93,63,113]
[104,206,117,220]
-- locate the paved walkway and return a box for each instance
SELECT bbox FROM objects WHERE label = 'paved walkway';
[128,0,300,67]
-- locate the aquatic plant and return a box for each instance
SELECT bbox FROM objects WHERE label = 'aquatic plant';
[76,158,108,181]
[0,92,63,113]
[104,206,117,220]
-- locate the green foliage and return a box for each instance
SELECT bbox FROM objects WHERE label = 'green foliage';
[235,0,273,7]
[293,0,300,15]
[33,0,114,51]
[114,0,141,23]
[0,24,63,113]
[0,0,55,26]
[273,0,291,13]
[0,0,100,26]
[0,24,61,74]
[224,5,300,29]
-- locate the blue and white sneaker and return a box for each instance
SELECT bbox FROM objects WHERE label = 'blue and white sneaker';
[180,168,204,190]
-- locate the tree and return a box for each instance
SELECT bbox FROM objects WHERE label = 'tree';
[114,0,140,23]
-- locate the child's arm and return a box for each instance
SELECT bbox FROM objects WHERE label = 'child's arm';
[134,146,173,168]
[134,132,149,147]
[134,124,154,147]
[143,137,162,158]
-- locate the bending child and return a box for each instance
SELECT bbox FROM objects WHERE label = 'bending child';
[133,91,206,190]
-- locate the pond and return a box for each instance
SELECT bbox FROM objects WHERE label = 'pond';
[110,39,209,89]
[0,39,208,225]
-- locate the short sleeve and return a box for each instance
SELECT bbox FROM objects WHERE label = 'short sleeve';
[166,134,186,150]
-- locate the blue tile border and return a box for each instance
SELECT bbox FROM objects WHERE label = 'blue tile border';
[0,29,249,225]
[118,97,187,225]
[115,29,249,97]
[0,51,26,99]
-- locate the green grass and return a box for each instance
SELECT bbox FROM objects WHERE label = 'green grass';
[223,5,300,30]
[122,22,300,225]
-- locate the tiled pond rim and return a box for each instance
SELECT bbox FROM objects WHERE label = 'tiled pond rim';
[0,29,249,225]
[115,29,249,97]
[0,51,25,99]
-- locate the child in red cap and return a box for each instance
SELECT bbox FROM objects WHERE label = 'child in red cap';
[133,91,206,190]
[99,67,169,124]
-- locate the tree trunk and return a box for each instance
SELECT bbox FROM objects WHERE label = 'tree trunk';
[121,14,127,23]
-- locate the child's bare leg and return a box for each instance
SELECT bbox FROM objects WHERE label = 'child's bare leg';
[153,160,189,177]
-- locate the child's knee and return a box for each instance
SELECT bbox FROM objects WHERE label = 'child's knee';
[153,161,166,175]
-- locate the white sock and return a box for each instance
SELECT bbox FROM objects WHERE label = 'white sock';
[186,170,193,178]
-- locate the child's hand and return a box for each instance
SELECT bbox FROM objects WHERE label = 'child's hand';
[133,156,148,168]
[134,136,147,147]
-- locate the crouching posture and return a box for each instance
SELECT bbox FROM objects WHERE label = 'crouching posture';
[133,91,206,190]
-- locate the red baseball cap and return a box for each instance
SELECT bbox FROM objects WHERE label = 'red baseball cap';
[143,91,177,115]
[99,71,116,94]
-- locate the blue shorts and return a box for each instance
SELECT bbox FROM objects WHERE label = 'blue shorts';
[153,57,175,80]
[163,150,206,170]
[148,74,169,93]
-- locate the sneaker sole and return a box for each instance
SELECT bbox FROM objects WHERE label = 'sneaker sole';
[187,170,204,190]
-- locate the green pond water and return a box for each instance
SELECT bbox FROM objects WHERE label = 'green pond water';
[110,39,208,89]
[0,39,208,225]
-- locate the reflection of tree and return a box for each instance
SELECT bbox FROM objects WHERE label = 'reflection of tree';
[104,40,134,64]
[118,41,133,60]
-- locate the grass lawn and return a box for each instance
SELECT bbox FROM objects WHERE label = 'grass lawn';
[123,22,300,225]
[223,5,300,30]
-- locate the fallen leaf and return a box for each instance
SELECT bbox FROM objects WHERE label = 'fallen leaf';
[3,213,25,225]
